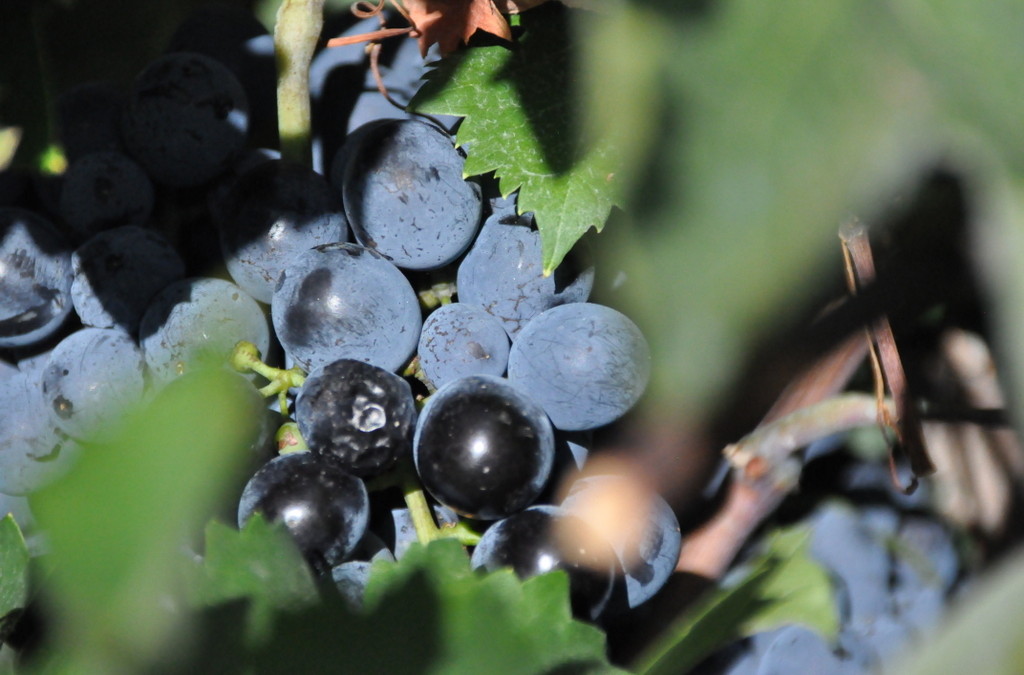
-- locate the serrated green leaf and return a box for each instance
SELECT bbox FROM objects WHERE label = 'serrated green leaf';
[189,515,318,639]
[632,524,837,675]
[31,369,262,664]
[411,3,621,274]
[0,515,30,643]
[362,539,624,674]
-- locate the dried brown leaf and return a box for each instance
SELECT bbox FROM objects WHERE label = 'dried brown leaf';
[400,0,513,56]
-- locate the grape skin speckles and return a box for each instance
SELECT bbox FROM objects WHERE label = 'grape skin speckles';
[271,243,421,374]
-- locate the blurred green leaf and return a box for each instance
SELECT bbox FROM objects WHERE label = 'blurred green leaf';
[739,526,838,638]
[633,524,837,675]
[362,539,623,674]
[411,3,621,275]
[31,369,261,666]
[584,0,947,415]
[188,515,318,640]
[0,515,30,643]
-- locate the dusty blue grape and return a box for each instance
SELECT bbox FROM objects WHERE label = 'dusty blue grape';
[140,277,269,382]
[121,52,249,187]
[754,625,863,675]
[561,474,681,609]
[271,243,421,374]
[215,159,348,303]
[507,303,651,431]
[417,302,510,390]
[58,151,154,238]
[457,209,594,337]
[808,502,892,629]
[0,208,74,349]
[40,327,147,440]
[309,15,380,174]
[0,370,81,496]
[71,225,185,333]
[341,119,482,270]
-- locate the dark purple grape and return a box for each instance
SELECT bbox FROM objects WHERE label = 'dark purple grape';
[295,359,417,478]
[70,225,185,334]
[237,452,369,572]
[562,474,681,610]
[470,505,615,620]
[413,375,554,520]
[58,151,154,238]
[121,52,249,188]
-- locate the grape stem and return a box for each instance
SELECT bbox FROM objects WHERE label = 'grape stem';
[230,340,306,416]
[401,472,481,547]
[274,0,325,167]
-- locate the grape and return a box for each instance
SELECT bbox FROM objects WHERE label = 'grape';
[58,151,154,239]
[165,4,277,149]
[555,430,591,472]
[754,624,862,675]
[807,502,892,629]
[0,370,81,496]
[295,359,417,478]
[121,52,249,188]
[341,119,483,271]
[215,159,348,303]
[271,243,421,374]
[139,276,270,382]
[507,303,651,431]
[238,451,369,573]
[456,209,594,337]
[329,531,394,609]
[55,81,127,162]
[470,504,615,620]
[40,327,146,440]
[0,208,74,349]
[561,474,681,609]
[417,302,510,390]
[413,375,554,520]
[71,226,185,334]
[310,16,381,174]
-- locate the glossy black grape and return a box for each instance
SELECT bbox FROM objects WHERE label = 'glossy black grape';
[471,505,615,621]
[413,375,554,520]
[237,452,369,572]
[295,359,417,478]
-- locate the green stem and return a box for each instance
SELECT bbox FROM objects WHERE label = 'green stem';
[231,340,306,417]
[274,0,325,166]
[403,475,443,545]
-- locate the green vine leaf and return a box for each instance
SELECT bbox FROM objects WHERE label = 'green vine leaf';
[188,515,319,640]
[410,3,621,275]
[0,514,30,643]
[360,539,625,674]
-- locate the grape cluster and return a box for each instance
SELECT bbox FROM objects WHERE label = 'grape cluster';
[0,5,676,629]
[696,460,966,674]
